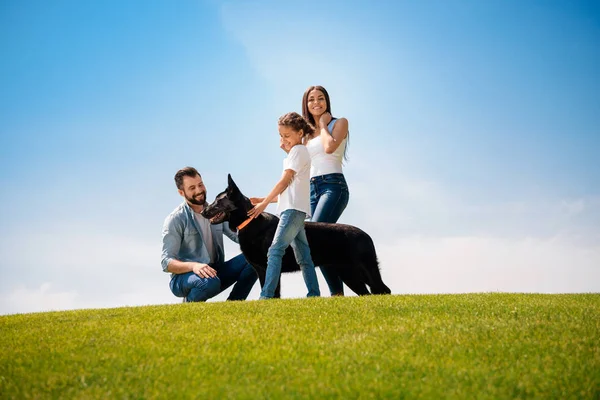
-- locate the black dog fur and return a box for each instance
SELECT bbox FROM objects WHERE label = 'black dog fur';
[202,175,392,297]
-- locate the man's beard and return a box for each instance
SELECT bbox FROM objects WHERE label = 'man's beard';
[186,191,206,206]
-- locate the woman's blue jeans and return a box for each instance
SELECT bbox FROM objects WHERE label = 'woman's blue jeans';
[170,254,257,302]
[310,173,350,295]
[261,209,320,299]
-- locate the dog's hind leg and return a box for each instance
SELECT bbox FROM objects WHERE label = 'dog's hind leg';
[358,262,391,295]
[356,242,391,294]
[337,267,370,296]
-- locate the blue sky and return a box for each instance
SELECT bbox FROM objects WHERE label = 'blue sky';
[1,0,598,314]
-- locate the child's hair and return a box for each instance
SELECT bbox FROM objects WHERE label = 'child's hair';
[278,112,315,137]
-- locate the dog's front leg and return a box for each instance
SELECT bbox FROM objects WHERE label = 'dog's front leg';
[251,263,281,299]
[274,280,281,299]
[252,263,267,291]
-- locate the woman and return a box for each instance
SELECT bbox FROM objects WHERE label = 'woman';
[302,85,350,296]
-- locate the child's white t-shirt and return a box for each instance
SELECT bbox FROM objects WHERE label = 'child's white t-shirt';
[277,144,311,217]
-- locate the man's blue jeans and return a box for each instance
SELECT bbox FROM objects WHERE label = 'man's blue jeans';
[260,209,320,299]
[169,254,257,302]
[310,173,350,296]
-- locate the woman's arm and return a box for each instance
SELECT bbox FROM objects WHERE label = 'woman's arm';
[318,113,348,154]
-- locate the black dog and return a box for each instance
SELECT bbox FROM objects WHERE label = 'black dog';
[202,175,391,297]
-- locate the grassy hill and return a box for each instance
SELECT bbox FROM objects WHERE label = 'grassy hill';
[1,293,598,399]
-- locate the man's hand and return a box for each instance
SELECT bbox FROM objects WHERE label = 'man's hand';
[247,201,268,219]
[192,263,217,279]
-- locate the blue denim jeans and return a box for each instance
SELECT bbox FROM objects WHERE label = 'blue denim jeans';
[310,173,350,295]
[260,209,320,299]
[170,254,258,302]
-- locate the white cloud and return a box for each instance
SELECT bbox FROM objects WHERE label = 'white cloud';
[0,282,179,315]
[342,150,600,243]
[378,235,600,294]
[0,229,180,315]
[220,233,600,299]
[1,283,79,315]
[1,223,598,315]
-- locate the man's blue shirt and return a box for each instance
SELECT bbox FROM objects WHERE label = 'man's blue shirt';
[161,202,238,274]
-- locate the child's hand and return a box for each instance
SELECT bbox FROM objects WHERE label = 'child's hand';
[249,197,264,205]
[280,138,290,153]
[248,201,268,219]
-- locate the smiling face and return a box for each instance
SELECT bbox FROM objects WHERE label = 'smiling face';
[302,85,332,127]
[307,89,328,118]
[178,174,207,206]
[278,125,304,151]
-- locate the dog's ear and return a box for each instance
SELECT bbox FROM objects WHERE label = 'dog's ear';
[227,174,240,194]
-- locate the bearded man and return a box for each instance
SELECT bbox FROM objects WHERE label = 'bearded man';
[161,167,257,302]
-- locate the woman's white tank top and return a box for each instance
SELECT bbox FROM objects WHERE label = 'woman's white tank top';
[306,119,347,177]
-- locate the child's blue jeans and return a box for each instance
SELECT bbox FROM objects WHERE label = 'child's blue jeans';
[260,209,320,299]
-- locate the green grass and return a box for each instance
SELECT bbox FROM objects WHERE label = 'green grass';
[1,294,598,399]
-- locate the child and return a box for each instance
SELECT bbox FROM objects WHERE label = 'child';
[248,112,320,299]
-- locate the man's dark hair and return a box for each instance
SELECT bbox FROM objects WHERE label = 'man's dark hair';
[174,167,201,190]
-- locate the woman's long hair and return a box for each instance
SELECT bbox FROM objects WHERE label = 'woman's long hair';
[301,85,349,161]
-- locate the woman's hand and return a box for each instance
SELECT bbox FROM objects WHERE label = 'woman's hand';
[248,201,268,219]
[249,197,264,205]
[319,112,332,128]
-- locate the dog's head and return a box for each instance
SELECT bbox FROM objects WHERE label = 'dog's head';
[202,174,251,225]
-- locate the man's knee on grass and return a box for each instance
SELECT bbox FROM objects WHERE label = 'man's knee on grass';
[188,277,221,302]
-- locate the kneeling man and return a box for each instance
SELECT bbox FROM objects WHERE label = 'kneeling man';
[161,167,257,302]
